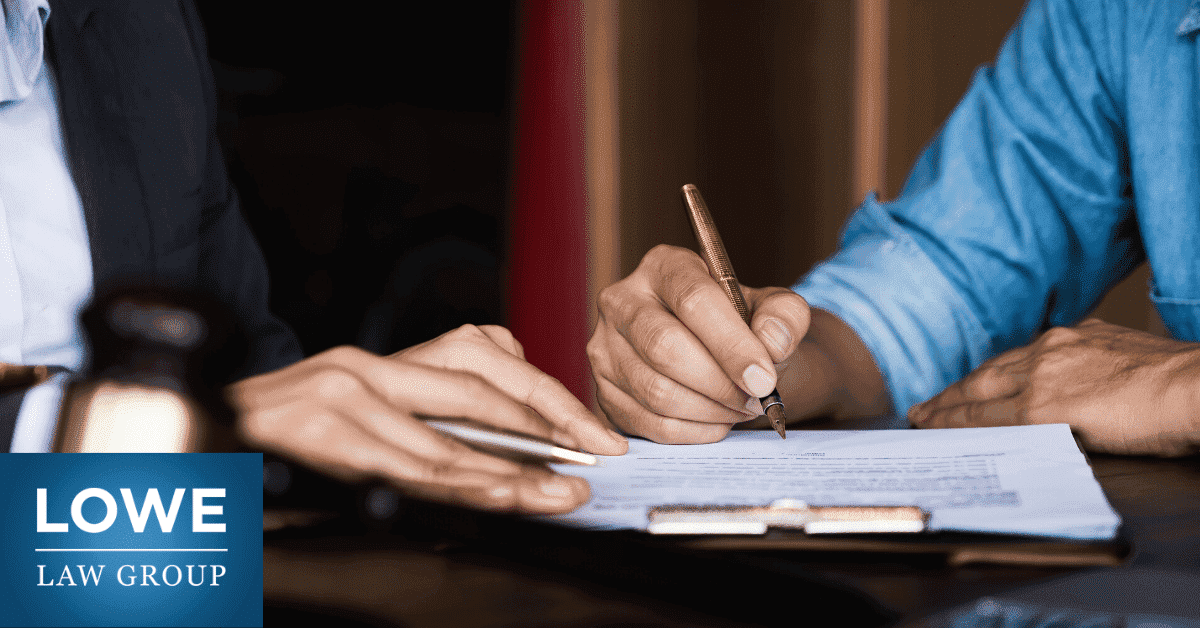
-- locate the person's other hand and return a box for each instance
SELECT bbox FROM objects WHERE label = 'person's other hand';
[908,318,1200,457]
[588,244,812,443]
[227,324,628,514]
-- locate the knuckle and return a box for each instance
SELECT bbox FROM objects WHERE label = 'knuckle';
[643,243,687,266]
[322,345,366,364]
[586,338,615,376]
[596,283,622,311]
[674,278,713,317]
[640,318,686,363]
[643,373,678,414]
[1040,325,1081,346]
[448,323,485,341]
[313,367,365,401]
[597,282,639,322]
[646,244,705,273]
[585,335,604,364]
[962,371,995,400]
[1027,353,1066,379]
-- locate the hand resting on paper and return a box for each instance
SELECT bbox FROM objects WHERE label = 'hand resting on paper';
[228,324,628,514]
[908,318,1200,457]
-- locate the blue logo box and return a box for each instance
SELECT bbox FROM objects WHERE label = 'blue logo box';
[0,454,263,627]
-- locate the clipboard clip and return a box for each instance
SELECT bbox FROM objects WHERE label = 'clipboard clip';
[647,499,929,535]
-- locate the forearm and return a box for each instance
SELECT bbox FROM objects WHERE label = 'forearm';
[778,308,892,421]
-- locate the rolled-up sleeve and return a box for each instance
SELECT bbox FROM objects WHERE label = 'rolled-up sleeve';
[796,0,1139,414]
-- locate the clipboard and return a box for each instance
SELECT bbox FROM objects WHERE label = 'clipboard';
[644,499,1129,567]
[647,499,928,535]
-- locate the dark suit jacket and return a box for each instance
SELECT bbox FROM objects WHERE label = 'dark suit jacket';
[45,0,303,375]
[0,0,304,450]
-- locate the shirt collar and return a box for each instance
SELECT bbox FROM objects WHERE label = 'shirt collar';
[0,0,51,104]
[1178,0,1200,36]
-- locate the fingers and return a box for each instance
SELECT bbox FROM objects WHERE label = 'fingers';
[399,465,590,514]
[518,367,628,455]
[235,371,524,479]
[908,351,1029,425]
[914,397,1023,430]
[232,367,591,514]
[589,245,816,442]
[600,282,757,415]
[745,286,811,364]
[643,245,779,398]
[353,355,565,442]
[591,322,757,423]
[351,339,626,455]
[444,326,626,455]
[596,377,734,444]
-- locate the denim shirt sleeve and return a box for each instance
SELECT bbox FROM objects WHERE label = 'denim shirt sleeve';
[796,0,1139,415]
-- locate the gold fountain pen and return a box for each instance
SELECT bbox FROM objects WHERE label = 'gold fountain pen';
[682,184,787,439]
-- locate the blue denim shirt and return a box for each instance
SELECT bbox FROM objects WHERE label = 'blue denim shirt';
[796,0,1200,415]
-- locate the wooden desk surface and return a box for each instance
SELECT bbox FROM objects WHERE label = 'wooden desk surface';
[264,419,1200,627]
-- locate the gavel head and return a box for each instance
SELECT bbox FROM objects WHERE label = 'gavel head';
[53,286,238,453]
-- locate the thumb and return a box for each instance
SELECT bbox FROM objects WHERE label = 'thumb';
[745,286,811,364]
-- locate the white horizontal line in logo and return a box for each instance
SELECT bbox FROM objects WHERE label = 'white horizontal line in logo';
[35,548,228,552]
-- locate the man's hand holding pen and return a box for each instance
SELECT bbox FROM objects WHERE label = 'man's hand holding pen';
[589,243,818,444]
[588,185,894,444]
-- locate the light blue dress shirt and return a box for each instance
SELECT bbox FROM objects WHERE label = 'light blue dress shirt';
[796,0,1200,415]
[1,0,94,451]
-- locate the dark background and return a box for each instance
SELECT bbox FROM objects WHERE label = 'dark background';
[194,2,516,357]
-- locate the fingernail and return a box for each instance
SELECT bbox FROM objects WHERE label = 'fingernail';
[540,479,572,498]
[745,397,765,417]
[742,364,775,398]
[489,485,514,500]
[761,318,791,356]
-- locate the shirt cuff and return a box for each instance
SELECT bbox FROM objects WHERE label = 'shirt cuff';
[10,371,67,452]
[794,196,994,415]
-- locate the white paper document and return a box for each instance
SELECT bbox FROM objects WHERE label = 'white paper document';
[547,424,1120,540]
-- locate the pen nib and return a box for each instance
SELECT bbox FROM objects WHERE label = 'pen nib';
[766,404,786,439]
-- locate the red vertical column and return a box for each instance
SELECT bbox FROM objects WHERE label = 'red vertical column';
[508,0,590,402]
